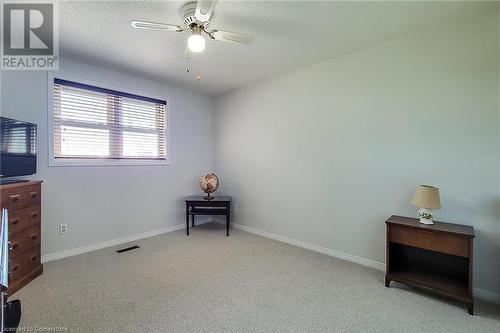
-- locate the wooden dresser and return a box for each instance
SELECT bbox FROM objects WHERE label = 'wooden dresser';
[385,215,474,314]
[0,181,43,295]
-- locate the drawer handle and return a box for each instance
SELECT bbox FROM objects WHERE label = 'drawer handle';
[31,256,38,262]
[29,191,38,198]
[12,265,19,272]
[30,212,38,219]
[418,230,435,234]
[30,235,38,241]
[11,219,19,225]
[9,194,20,202]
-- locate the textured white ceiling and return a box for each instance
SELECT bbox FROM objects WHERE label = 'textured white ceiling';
[59,1,498,95]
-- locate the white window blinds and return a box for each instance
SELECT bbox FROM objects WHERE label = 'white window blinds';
[53,79,167,161]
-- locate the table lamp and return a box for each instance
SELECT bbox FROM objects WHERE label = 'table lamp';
[411,185,441,225]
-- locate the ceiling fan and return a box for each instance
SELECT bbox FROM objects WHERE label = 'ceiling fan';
[131,0,255,57]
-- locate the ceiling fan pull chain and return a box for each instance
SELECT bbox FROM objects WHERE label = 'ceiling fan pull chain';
[197,57,202,81]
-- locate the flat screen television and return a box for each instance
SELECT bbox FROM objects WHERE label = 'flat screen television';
[0,117,37,183]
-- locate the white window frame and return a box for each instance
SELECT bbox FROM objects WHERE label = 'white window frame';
[47,71,172,167]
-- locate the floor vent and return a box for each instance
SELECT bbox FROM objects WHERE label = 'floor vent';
[116,245,140,253]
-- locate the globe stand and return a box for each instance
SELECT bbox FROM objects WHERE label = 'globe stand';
[203,193,214,201]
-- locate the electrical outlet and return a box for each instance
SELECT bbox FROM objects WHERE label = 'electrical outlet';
[59,224,68,235]
[233,204,238,213]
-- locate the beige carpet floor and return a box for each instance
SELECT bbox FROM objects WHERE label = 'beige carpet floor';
[12,223,500,332]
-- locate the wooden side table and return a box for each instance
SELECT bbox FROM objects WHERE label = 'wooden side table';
[185,196,231,236]
[385,215,474,314]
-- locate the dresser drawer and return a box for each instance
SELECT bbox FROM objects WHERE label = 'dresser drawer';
[10,225,40,258]
[389,225,469,257]
[10,247,40,282]
[1,184,41,211]
[8,205,40,235]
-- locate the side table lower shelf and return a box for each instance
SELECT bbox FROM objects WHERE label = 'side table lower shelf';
[386,269,472,313]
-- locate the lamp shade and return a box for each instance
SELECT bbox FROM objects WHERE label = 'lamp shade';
[411,185,441,209]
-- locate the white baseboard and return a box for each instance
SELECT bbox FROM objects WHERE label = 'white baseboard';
[41,218,210,263]
[232,222,500,304]
[232,223,385,271]
[473,287,500,304]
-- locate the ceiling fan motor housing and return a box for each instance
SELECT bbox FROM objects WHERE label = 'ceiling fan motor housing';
[182,2,210,29]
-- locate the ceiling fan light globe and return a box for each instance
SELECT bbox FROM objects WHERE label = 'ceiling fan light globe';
[188,34,206,53]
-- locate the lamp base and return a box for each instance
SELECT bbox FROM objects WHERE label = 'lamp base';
[419,217,434,225]
[417,208,434,225]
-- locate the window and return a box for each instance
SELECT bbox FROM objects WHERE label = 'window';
[51,78,167,165]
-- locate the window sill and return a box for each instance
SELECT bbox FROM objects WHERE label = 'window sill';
[48,158,171,167]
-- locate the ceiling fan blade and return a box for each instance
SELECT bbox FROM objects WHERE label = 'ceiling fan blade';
[131,20,183,32]
[195,0,218,22]
[209,30,255,45]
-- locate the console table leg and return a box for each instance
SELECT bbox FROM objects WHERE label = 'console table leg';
[186,205,190,236]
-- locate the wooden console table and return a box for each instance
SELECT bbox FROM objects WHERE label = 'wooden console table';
[385,215,474,314]
[185,196,231,236]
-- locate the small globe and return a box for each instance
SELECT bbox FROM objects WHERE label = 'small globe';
[200,173,219,199]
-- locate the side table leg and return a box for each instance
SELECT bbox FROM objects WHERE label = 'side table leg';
[226,212,230,236]
[385,276,390,287]
[468,302,474,315]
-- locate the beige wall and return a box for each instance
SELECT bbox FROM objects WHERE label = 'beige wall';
[213,13,500,300]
